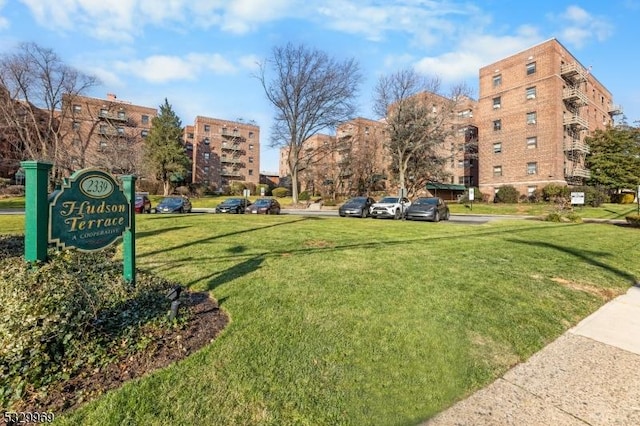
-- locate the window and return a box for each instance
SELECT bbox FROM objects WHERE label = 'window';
[72,121,80,130]
[527,186,537,196]
[141,130,148,138]
[117,111,126,119]
[526,62,536,75]
[248,169,254,176]
[492,97,501,109]
[248,157,254,163]
[526,136,537,149]
[117,126,125,135]
[493,74,502,87]
[204,152,210,161]
[248,131,254,139]
[100,108,108,116]
[493,166,502,177]
[204,166,209,173]
[99,140,108,151]
[249,144,254,150]
[204,124,210,132]
[526,111,537,125]
[526,86,536,99]
[141,115,149,125]
[204,137,210,145]
[73,104,81,113]
[493,142,502,153]
[458,109,473,118]
[493,119,502,131]
[457,160,464,168]
[527,162,538,175]
[99,124,107,134]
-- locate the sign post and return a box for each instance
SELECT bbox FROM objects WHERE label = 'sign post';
[21,161,52,262]
[468,187,474,211]
[121,175,136,285]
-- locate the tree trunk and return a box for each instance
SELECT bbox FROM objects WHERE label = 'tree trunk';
[163,180,170,196]
[291,168,299,204]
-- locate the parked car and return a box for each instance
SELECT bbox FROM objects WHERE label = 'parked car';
[245,198,281,214]
[134,193,152,214]
[339,196,376,218]
[156,196,192,213]
[369,196,411,219]
[405,197,450,222]
[215,198,251,214]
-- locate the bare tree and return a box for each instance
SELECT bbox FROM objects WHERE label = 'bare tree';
[373,69,470,195]
[257,43,362,203]
[343,123,388,196]
[0,42,98,182]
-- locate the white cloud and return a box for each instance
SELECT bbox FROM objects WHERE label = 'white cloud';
[414,26,543,83]
[555,5,613,48]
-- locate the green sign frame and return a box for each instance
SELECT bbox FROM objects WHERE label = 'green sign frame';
[49,168,131,252]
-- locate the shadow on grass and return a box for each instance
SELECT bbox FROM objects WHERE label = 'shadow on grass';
[135,225,193,238]
[511,239,638,284]
[137,216,314,259]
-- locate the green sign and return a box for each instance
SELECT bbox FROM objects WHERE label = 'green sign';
[49,168,131,252]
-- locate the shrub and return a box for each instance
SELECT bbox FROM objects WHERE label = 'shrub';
[565,212,583,223]
[457,187,483,204]
[256,184,271,196]
[0,185,25,196]
[174,186,191,196]
[626,214,640,227]
[230,181,246,196]
[570,185,609,207]
[137,179,162,195]
[0,177,10,188]
[542,183,569,202]
[298,191,310,201]
[544,212,563,222]
[272,187,289,198]
[0,242,176,409]
[494,185,519,203]
[322,198,337,206]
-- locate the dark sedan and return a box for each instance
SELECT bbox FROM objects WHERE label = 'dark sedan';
[404,197,450,222]
[134,193,151,214]
[245,198,281,214]
[339,196,376,218]
[215,198,251,214]
[156,196,192,213]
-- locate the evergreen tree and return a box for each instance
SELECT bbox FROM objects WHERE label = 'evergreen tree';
[144,99,189,195]
[586,126,640,192]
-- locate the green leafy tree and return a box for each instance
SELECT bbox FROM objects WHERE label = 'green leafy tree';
[586,126,640,192]
[144,99,189,195]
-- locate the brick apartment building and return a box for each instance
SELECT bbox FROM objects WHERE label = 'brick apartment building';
[61,93,157,176]
[478,38,618,199]
[185,116,260,188]
[279,117,389,195]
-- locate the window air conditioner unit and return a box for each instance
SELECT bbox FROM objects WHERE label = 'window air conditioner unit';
[493,105,500,109]
[526,94,535,99]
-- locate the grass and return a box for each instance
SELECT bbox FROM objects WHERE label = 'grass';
[2,213,635,424]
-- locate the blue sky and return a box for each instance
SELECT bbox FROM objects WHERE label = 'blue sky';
[0,0,638,173]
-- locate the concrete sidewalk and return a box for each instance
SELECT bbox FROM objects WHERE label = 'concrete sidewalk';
[425,285,640,426]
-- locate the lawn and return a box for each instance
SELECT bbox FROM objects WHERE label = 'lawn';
[0,213,628,425]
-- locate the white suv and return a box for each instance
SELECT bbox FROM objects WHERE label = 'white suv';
[369,196,411,219]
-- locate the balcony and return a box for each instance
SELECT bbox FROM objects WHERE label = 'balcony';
[563,114,588,129]
[609,104,623,116]
[98,110,128,122]
[221,158,243,165]
[564,140,590,154]
[221,143,243,151]
[220,169,243,178]
[566,166,591,179]
[97,127,120,136]
[560,63,587,82]
[221,130,244,140]
[562,88,588,106]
